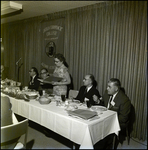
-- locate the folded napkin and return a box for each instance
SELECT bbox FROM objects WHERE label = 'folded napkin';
[68,109,98,120]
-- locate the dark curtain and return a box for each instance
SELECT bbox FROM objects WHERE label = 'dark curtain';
[1,1,147,140]
[1,19,42,86]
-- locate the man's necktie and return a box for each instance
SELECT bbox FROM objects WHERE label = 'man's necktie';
[84,88,87,95]
[83,88,88,102]
[108,96,113,109]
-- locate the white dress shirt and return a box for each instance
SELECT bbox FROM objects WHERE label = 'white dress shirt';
[30,75,36,84]
[107,92,118,108]
[86,85,93,92]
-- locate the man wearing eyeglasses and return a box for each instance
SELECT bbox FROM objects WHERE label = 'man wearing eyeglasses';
[28,67,40,91]
[74,74,101,106]
[39,68,53,94]
[40,68,50,80]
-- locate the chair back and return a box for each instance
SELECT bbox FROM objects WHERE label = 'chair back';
[1,118,28,148]
[66,74,74,98]
[128,104,136,133]
[68,90,79,99]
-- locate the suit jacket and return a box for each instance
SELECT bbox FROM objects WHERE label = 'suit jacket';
[75,86,101,105]
[28,75,40,91]
[100,89,131,129]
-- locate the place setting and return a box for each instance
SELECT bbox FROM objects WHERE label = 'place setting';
[64,99,107,121]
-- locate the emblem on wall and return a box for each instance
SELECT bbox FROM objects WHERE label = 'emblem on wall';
[45,41,56,57]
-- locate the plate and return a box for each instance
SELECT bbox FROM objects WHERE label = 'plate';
[72,99,80,104]
[65,105,78,111]
[91,106,107,111]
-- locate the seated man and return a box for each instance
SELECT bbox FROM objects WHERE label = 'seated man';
[39,68,53,94]
[95,78,131,149]
[1,96,19,149]
[28,67,40,91]
[99,78,131,130]
[75,74,101,105]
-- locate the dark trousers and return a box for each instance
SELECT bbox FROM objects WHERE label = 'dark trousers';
[114,128,127,149]
[94,133,115,149]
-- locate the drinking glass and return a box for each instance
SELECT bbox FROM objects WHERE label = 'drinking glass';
[39,90,43,96]
[86,101,91,108]
[61,95,66,102]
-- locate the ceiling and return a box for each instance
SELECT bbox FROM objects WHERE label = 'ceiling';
[1,1,104,24]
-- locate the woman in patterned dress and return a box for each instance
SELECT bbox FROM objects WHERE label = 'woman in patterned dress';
[42,53,71,96]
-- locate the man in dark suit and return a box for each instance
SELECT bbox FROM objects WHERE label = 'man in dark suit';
[28,67,40,91]
[95,78,131,149]
[75,74,101,106]
[99,78,131,130]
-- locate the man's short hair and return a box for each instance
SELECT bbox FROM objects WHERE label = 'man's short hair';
[109,78,121,89]
[88,74,94,83]
[32,67,39,76]
[41,68,48,73]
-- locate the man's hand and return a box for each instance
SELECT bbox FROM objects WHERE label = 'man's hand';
[93,95,100,103]
[84,98,89,102]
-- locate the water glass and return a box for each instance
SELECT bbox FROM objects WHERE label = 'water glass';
[86,101,91,108]
[61,95,66,102]
[39,90,43,96]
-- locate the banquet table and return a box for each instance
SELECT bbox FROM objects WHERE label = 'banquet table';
[1,93,120,149]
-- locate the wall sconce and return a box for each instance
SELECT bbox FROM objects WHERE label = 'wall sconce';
[1,1,22,15]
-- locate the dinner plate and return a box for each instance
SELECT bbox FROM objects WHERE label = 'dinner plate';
[72,99,80,104]
[65,105,78,111]
[91,106,107,111]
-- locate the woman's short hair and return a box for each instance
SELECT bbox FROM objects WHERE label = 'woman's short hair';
[54,53,65,62]
[54,53,69,68]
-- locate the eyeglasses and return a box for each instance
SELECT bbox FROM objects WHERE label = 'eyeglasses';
[54,60,60,63]
[83,78,89,81]
[40,72,47,74]
[29,70,34,73]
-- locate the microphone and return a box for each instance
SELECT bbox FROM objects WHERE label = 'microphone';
[16,58,21,65]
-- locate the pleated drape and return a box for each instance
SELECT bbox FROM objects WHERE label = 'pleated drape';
[1,1,147,140]
[1,19,42,85]
[64,1,147,140]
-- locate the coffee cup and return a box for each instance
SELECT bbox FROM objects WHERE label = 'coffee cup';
[25,86,28,90]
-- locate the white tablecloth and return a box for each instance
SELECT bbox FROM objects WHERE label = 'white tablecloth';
[2,94,120,149]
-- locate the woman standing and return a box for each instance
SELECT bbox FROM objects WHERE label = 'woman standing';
[42,53,71,96]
